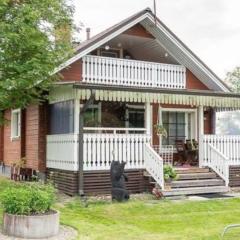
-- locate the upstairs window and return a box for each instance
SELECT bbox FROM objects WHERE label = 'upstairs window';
[11,109,21,139]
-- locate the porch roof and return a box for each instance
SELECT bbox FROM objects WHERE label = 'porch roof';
[50,83,240,108]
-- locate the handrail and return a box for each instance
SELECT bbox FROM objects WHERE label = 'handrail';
[83,54,184,68]
[83,127,146,132]
[144,143,164,190]
[207,143,229,186]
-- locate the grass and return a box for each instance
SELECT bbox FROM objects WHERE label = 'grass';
[1,176,240,239]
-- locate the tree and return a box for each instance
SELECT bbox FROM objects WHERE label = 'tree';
[0,0,75,112]
[225,67,240,92]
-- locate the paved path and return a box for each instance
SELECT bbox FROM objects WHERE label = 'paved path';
[0,225,77,240]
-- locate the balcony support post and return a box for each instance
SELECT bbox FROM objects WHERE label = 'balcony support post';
[145,102,152,140]
[78,90,95,196]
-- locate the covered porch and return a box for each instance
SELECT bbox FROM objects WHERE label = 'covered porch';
[46,84,240,193]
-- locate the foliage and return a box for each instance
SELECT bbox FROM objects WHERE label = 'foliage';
[163,165,177,181]
[0,182,56,215]
[154,124,167,137]
[0,0,76,114]
[225,66,240,92]
[1,178,240,239]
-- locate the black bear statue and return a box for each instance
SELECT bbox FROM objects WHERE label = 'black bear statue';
[110,161,129,202]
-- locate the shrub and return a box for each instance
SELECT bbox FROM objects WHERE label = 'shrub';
[164,165,177,181]
[0,182,56,215]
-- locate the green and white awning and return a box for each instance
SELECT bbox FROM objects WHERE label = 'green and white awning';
[50,84,240,109]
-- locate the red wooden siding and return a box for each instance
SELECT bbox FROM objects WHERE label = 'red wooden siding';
[204,108,213,134]
[59,60,82,82]
[1,105,47,172]
[3,110,22,166]
[25,105,47,171]
[0,126,4,161]
[186,69,209,90]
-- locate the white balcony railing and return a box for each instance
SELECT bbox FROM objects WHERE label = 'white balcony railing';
[82,55,186,89]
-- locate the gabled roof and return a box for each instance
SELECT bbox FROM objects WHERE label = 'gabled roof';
[55,8,230,92]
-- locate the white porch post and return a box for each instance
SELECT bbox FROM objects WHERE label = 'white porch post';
[198,105,204,167]
[145,102,152,139]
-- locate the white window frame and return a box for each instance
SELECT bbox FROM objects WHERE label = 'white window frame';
[11,109,21,140]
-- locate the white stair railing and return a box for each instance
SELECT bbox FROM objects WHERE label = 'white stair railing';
[204,143,229,186]
[144,143,164,190]
[202,135,240,165]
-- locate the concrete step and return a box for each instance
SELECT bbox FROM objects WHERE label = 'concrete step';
[171,179,225,188]
[177,172,217,180]
[162,186,229,197]
[175,167,210,174]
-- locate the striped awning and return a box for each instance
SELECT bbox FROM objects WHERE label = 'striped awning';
[49,84,240,109]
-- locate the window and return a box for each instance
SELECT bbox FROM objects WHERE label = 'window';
[49,100,74,134]
[11,109,21,139]
[127,108,145,128]
[99,48,121,58]
[162,112,186,146]
[162,110,196,146]
[83,103,101,127]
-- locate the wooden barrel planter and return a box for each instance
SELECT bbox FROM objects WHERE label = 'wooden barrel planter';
[3,210,59,239]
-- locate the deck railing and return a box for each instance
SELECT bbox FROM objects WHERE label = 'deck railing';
[145,143,164,190]
[202,135,240,165]
[84,133,151,170]
[46,134,79,171]
[82,55,186,89]
[46,129,151,171]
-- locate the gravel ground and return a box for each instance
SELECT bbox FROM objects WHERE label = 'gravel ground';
[0,225,77,240]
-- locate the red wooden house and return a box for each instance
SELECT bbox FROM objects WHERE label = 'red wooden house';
[1,8,240,196]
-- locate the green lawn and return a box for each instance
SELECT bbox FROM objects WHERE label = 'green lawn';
[1,177,240,240]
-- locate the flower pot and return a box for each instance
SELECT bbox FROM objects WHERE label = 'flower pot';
[3,210,59,239]
[164,179,172,190]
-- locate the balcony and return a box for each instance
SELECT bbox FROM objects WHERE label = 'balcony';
[82,55,186,89]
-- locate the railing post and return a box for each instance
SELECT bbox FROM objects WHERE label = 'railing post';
[198,105,204,167]
[226,164,229,187]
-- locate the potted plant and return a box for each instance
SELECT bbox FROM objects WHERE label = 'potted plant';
[1,182,59,239]
[164,165,177,190]
[154,124,167,138]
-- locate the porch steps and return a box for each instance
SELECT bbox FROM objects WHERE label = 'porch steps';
[177,172,217,180]
[145,167,229,197]
[171,179,224,188]
[175,167,210,174]
[161,186,229,197]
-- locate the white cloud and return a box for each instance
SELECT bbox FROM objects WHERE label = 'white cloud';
[73,0,240,78]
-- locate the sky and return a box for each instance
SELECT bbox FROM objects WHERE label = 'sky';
[73,0,240,79]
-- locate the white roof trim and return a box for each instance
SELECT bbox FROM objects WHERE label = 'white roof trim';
[54,10,229,93]
[144,15,229,92]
